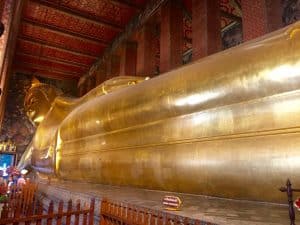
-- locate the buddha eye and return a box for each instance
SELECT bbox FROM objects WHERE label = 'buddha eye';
[29,98,37,105]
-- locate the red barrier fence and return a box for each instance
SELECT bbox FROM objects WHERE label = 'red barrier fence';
[5,182,38,216]
[0,198,95,225]
[0,192,215,225]
[100,198,215,225]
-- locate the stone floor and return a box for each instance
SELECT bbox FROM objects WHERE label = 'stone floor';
[36,178,290,225]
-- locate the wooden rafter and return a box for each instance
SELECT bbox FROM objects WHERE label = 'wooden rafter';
[15,53,87,73]
[30,0,124,31]
[16,50,90,68]
[14,0,151,82]
[112,0,143,10]
[18,35,100,58]
[14,62,82,77]
[17,38,96,61]
[21,21,106,47]
[23,18,110,45]
[14,67,79,80]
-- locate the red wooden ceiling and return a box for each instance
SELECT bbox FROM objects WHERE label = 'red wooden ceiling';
[13,0,240,81]
[13,0,148,80]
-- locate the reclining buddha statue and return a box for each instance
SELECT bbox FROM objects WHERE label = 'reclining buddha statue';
[19,21,300,203]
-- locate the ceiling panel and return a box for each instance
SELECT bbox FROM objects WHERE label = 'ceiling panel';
[23,1,120,42]
[16,39,96,66]
[14,54,86,75]
[14,65,80,80]
[59,0,139,27]
[13,0,149,80]
[20,22,106,56]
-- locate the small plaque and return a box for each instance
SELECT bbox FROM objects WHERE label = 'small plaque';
[162,195,182,211]
[294,197,300,211]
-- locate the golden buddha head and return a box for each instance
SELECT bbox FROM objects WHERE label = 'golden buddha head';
[24,78,62,126]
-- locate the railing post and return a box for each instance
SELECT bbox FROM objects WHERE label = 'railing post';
[36,200,43,225]
[279,179,300,225]
[25,203,33,225]
[66,199,72,225]
[100,199,107,225]
[137,208,144,225]
[75,200,80,225]
[157,212,164,225]
[88,198,95,225]
[56,200,63,225]
[46,200,54,225]
[1,203,8,219]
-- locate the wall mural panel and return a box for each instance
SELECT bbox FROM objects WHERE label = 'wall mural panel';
[222,23,243,49]
[183,15,192,53]
[282,0,300,25]
[220,0,242,28]
[220,0,243,49]
[0,74,35,159]
[182,0,243,59]
[183,15,192,64]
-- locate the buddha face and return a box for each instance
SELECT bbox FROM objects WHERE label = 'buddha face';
[24,84,61,126]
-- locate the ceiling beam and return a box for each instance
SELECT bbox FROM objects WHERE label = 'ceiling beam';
[30,0,124,31]
[14,62,82,77]
[221,10,242,23]
[18,35,99,58]
[16,52,89,69]
[23,18,110,45]
[111,0,143,10]
[14,67,79,81]
[15,53,87,74]
[22,20,107,47]
[17,38,96,63]
[18,50,91,68]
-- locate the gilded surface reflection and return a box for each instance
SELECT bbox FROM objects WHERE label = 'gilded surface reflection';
[19,22,300,203]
